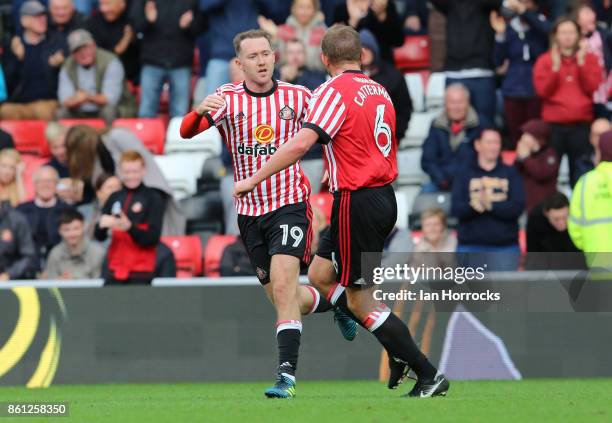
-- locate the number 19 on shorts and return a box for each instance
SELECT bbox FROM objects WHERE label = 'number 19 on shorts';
[280,224,304,247]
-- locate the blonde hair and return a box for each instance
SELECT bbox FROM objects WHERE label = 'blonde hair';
[45,122,68,146]
[0,149,24,207]
[420,208,447,227]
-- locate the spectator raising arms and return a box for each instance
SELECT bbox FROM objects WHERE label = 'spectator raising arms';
[48,0,86,55]
[515,119,559,212]
[94,150,165,285]
[87,0,140,84]
[491,0,550,148]
[259,0,327,72]
[332,0,404,64]
[1,1,64,120]
[533,18,603,187]
[0,149,26,207]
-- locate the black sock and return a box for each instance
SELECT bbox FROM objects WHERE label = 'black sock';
[372,313,437,380]
[305,285,333,314]
[276,321,302,374]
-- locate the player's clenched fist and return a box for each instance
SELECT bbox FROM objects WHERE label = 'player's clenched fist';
[233,177,256,198]
[194,94,225,116]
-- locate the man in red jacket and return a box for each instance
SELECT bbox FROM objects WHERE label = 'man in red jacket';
[533,17,602,187]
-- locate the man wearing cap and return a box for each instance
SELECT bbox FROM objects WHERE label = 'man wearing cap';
[57,28,135,124]
[0,1,64,120]
[569,131,612,262]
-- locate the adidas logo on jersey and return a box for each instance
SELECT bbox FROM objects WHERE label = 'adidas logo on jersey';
[237,143,277,157]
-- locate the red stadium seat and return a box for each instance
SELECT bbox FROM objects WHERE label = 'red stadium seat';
[310,192,333,225]
[113,118,166,154]
[393,35,431,72]
[0,120,50,157]
[203,235,238,277]
[518,229,527,256]
[502,151,517,166]
[161,235,204,278]
[58,118,106,129]
[21,154,50,201]
[411,230,423,246]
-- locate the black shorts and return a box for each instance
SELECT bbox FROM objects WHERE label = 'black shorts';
[238,202,313,285]
[317,184,397,287]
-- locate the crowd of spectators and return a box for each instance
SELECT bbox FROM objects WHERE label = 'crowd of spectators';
[0,0,610,281]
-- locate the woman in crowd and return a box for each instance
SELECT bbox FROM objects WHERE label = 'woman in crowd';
[0,149,26,207]
[64,125,185,234]
[258,0,327,72]
[533,18,602,186]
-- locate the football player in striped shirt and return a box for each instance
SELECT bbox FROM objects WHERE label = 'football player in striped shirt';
[180,29,356,399]
[235,25,449,398]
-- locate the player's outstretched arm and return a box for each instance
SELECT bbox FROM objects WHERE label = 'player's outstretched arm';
[234,127,319,198]
[179,94,225,138]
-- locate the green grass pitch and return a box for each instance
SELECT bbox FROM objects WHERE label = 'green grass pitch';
[0,379,611,422]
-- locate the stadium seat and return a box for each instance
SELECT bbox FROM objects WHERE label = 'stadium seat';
[165,116,223,155]
[408,191,457,230]
[395,191,409,230]
[518,229,527,256]
[0,120,50,157]
[113,118,166,154]
[153,153,208,200]
[197,156,224,193]
[310,191,333,224]
[501,151,517,166]
[404,73,425,113]
[180,191,224,234]
[401,110,437,148]
[397,148,426,185]
[393,35,431,71]
[21,154,49,201]
[161,235,203,278]
[204,234,238,277]
[58,118,106,129]
[425,72,446,110]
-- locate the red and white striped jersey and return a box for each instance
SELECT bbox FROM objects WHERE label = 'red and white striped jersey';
[303,70,398,192]
[209,80,312,216]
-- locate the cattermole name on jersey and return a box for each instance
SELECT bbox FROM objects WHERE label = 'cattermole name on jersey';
[353,80,392,106]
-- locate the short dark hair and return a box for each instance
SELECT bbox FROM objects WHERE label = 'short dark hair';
[542,192,570,212]
[233,29,272,55]
[475,125,500,141]
[94,173,115,191]
[59,208,84,226]
[321,25,362,65]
